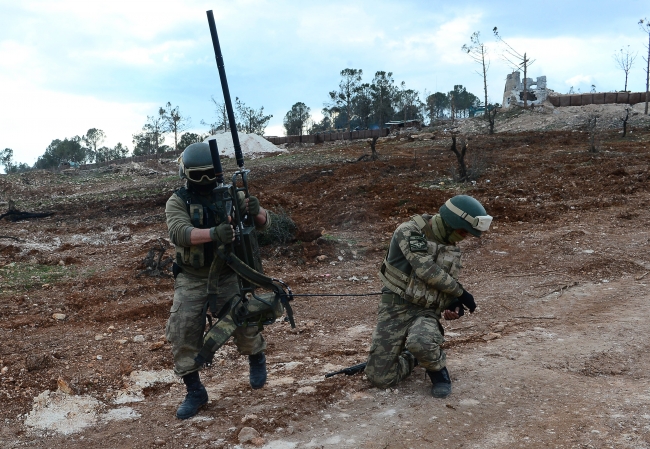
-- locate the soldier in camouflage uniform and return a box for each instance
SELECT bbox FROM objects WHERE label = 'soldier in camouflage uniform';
[165,142,271,419]
[365,195,492,398]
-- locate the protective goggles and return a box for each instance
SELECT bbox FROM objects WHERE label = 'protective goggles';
[183,164,217,183]
[445,199,493,232]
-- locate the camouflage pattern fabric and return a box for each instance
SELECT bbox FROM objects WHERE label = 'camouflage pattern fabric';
[366,215,463,389]
[392,217,463,299]
[365,300,445,389]
[165,271,266,376]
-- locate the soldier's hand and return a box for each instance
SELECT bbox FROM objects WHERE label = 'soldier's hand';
[247,196,261,217]
[444,299,464,320]
[443,307,462,320]
[458,290,476,313]
[210,223,234,244]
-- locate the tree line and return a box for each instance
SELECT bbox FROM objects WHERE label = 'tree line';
[1,97,273,172]
[283,69,483,137]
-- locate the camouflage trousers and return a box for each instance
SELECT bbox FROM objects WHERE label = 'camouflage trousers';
[165,271,266,377]
[365,296,446,389]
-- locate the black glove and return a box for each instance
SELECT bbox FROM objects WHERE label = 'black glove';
[210,223,233,244]
[247,196,260,217]
[446,299,464,317]
[458,289,476,313]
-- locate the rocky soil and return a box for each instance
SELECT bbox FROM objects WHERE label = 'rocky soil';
[1,105,650,448]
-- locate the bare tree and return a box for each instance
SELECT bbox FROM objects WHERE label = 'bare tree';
[450,133,468,181]
[462,32,490,116]
[493,27,535,109]
[640,18,650,115]
[621,107,631,137]
[613,46,637,91]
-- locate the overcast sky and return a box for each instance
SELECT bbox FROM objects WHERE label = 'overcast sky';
[1,0,649,169]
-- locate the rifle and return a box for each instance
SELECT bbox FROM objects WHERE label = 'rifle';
[325,362,367,378]
[194,11,295,367]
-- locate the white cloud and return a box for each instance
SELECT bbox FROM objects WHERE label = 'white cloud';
[0,77,151,165]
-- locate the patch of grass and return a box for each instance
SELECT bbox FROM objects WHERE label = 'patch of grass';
[0,262,73,294]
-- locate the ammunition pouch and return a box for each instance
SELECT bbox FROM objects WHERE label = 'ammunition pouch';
[195,250,295,367]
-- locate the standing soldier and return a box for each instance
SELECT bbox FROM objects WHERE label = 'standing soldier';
[165,142,271,419]
[365,195,492,397]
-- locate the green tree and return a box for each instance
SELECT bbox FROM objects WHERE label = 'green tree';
[448,85,479,118]
[354,83,373,129]
[133,113,166,156]
[370,71,396,128]
[426,92,449,121]
[34,137,87,169]
[95,143,130,163]
[394,81,422,122]
[235,97,273,135]
[1,148,13,173]
[161,103,191,151]
[283,102,311,136]
[1,149,31,173]
[329,68,363,132]
[82,128,106,162]
[178,132,205,151]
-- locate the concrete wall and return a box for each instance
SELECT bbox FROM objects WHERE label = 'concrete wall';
[265,128,389,146]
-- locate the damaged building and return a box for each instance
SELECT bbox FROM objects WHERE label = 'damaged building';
[502,71,548,108]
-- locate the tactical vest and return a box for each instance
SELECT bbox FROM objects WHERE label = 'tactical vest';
[379,215,462,310]
[173,187,228,270]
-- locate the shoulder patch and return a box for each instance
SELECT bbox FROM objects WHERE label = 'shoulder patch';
[408,235,428,252]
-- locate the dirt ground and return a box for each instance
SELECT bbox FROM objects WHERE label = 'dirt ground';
[1,105,650,448]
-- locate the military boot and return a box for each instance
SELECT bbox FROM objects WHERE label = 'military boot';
[427,367,452,398]
[248,352,267,389]
[176,371,208,420]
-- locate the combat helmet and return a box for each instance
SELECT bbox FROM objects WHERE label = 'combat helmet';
[178,142,216,185]
[439,195,492,237]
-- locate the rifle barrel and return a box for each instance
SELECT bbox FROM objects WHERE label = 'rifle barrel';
[206,10,244,168]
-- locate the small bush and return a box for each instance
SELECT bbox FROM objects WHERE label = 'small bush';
[258,207,297,246]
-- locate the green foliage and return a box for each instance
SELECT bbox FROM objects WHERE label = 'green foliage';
[95,143,130,163]
[161,102,190,151]
[283,102,311,136]
[370,71,396,127]
[82,128,106,161]
[34,137,89,169]
[426,92,450,121]
[329,68,363,131]
[394,81,423,122]
[235,97,273,135]
[179,132,204,151]
[257,208,297,246]
[448,85,480,118]
[133,110,167,156]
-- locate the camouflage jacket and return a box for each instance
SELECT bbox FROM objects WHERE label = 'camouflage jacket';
[379,214,463,311]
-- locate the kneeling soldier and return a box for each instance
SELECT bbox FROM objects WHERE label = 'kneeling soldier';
[365,195,491,398]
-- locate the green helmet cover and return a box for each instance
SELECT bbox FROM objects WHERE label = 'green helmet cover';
[178,142,216,185]
[439,195,490,237]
